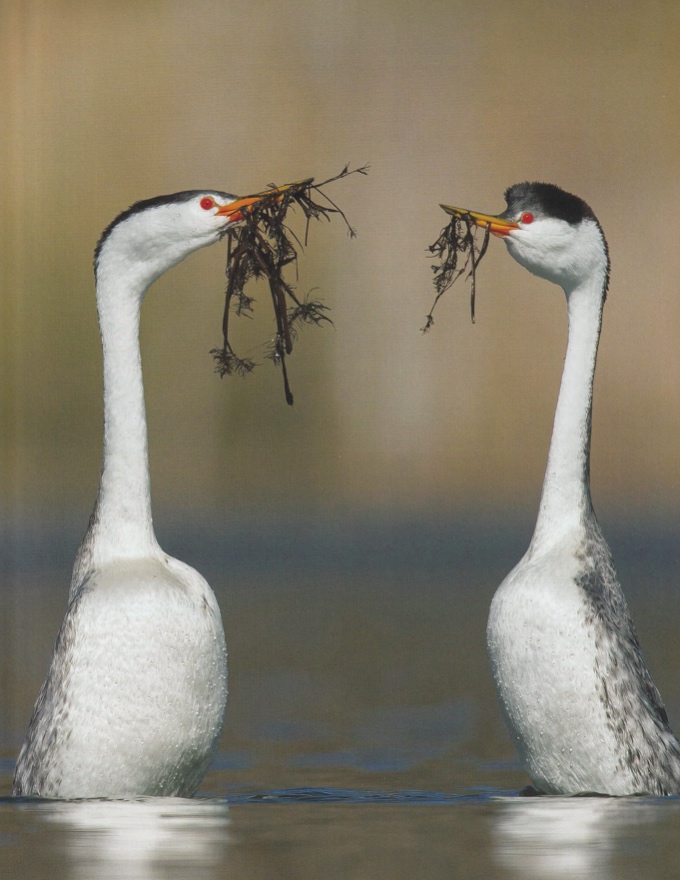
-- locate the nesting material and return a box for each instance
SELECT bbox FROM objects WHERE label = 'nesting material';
[211,165,368,405]
[424,210,491,329]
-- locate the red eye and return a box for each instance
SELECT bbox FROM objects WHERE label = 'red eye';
[521,212,534,224]
[200,196,215,211]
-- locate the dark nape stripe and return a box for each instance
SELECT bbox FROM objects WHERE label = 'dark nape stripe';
[94,190,233,270]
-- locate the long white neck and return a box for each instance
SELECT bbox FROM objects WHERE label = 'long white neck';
[530,271,607,550]
[86,266,159,568]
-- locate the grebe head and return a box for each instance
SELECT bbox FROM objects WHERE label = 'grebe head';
[499,182,609,292]
[442,182,610,294]
[94,190,261,291]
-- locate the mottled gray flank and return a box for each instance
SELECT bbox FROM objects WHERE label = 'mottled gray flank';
[13,192,231,799]
[13,588,85,795]
[68,505,99,601]
[576,515,680,795]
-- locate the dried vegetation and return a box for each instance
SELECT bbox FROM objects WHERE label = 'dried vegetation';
[212,165,368,405]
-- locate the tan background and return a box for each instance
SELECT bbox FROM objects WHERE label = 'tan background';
[4,13,680,875]
[2,0,680,524]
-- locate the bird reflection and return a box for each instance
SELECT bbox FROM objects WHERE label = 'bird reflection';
[491,796,653,879]
[32,798,230,880]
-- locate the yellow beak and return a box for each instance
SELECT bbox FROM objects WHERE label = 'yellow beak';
[216,179,315,221]
[440,204,519,238]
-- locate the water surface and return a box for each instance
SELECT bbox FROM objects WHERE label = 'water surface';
[2,513,680,878]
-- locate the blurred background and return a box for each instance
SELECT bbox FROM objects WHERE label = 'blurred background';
[1,0,680,798]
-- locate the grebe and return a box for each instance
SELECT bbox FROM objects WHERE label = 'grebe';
[13,188,268,798]
[443,183,680,795]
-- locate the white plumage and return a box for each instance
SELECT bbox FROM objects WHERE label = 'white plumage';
[450,182,680,795]
[13,190,256,798]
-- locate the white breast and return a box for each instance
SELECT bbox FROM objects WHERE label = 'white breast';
[14,556,227,798]
[487,544,637,795]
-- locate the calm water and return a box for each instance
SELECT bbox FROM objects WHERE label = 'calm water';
[2,511,680,878]
[3,1,680,876]
[4,793,680,880]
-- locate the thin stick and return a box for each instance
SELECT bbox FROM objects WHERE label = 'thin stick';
[424,212,492,330]
[213,165,366,404]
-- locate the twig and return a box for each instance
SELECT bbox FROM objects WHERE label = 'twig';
[423,212,491,330]
[212,165,367,405]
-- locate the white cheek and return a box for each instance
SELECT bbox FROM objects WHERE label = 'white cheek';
[505,239,545,280]
[505,225,577,284]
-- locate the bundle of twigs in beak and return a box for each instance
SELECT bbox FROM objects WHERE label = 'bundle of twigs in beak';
[212,164,368,405]
[423,210,491,330]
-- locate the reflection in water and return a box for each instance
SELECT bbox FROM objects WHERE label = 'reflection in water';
[33,798,230,880]
[492,796,653,880]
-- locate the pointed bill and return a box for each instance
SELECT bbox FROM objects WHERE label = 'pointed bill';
[217,179,315,221]
[440,204,519,238]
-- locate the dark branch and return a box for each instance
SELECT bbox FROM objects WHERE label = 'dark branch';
[423,212,492,330]
[212,165,366,404]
